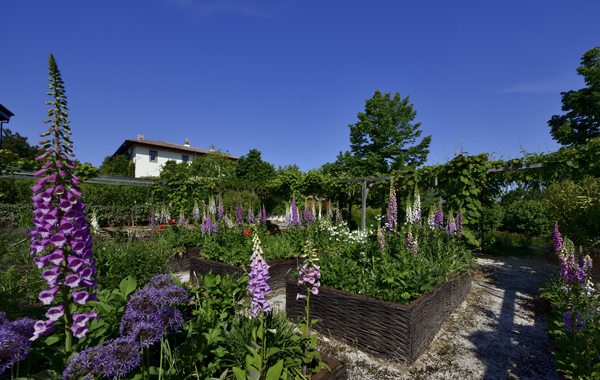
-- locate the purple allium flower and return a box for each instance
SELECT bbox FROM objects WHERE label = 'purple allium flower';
[248,232,271,317]
[553,223,563,253]
[62,337,141,380]
[0,314,35,373]
[120,276,187,345]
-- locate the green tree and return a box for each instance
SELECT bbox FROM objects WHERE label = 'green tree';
[1,127,38,163]
[235,149,275,182]
[549,46,600,146]
[99,154,134,177]
[189,150,236,179]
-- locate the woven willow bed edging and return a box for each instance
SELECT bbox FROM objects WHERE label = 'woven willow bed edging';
[186,250,305,291]
[286,271,472,365]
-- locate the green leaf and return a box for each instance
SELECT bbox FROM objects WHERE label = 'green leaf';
[265,359,284,380]
[119,276,137,297]
[232,367,246,380]
[247,369,260,380]
[34,369,58,380]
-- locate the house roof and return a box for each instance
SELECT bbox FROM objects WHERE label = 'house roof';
[0,104,15,122]
[113,139,239,160]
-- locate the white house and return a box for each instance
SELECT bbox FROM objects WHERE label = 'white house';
[112,135,238,178]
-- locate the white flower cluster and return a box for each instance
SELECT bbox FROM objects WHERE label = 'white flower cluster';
[319,220,374,245]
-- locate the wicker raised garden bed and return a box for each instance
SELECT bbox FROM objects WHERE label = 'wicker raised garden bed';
[286,271,472,365]
[181,249,304,291]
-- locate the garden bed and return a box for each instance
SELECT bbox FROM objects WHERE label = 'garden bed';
[285,271,472,365]
[312,354,346,380]
[185,248,304,290]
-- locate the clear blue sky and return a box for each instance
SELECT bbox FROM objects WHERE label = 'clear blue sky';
[2,1,599,173]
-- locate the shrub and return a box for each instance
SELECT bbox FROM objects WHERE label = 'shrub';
[503,199,553,236]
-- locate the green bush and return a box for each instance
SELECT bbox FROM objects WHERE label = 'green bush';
[543,175,600,248]
[0,203,31,228]
[87,205,150,227]
[482,202,505,232]
[93,237,172,291]
[503,199,553,236]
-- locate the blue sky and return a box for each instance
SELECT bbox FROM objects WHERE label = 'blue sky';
[2,1,599,173]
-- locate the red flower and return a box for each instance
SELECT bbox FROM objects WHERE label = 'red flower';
[168,219,175,224]
[244,230,251,236]
[267,231,271,234]
[157,229,164,232]
[50,243,55,247]
[274,227,278,231]
[159,224,166,228]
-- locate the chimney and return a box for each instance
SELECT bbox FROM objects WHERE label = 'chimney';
[210,144,215,152]
[138,134,144,140]
[184,138,190,147]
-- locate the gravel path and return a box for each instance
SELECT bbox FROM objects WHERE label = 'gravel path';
[267,253,563,380]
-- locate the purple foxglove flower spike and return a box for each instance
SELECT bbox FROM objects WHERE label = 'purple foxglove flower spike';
[248,231,271,317]
[29,55,98,345]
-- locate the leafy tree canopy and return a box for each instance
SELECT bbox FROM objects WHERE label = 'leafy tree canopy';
[189,150,236,179]
[235,149,275,183]
[99,154,134,177]
[1,127,37,162]
[347,90,432,177]
[549,46,600,146]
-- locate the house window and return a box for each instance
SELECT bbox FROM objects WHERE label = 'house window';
[149,150,158,162]
[182,155,189,163]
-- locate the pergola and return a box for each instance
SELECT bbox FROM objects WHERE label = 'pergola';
[0,104,15,150]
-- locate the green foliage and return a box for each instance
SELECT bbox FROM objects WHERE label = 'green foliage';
[235,149,276,183]
[543,176,600,248]
[503,199,552,236]
[0,227,46,316]
[0,128,38,162]
[190,150,237,179]
[99,154,134,177]
[87,204,150,227]
[93,237,172,291]
[319,223,476,305]
[482,231,551,257]
[0,203,31,227]
[348,90,432,176]
[549,46,600,147]
[73,162,100,180]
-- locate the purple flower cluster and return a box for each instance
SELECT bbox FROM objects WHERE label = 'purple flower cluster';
[406,231,418,256]
[386,185,397,231]
[178,211,186,227]
[434,201,444,229]
[261,204,267,223]
[29,55,98,342]
[456,212,463,236]
[303,204,315,227]
[62,337,141,380]
[553,223,563,253]
[247,208,256,224]
[563,310,586,332]
[0,313,35,373]
[120,275,187,347]
[235,201,244,226]
[297,263,321,299]
[291,196,299,226]
[201,216,218,237]
[446,212,458,235]
[248,232,271,317]
[378,229,385,251]
[218,198,224,221]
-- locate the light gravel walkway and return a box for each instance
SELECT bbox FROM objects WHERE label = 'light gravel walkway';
[267,254,564,380]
